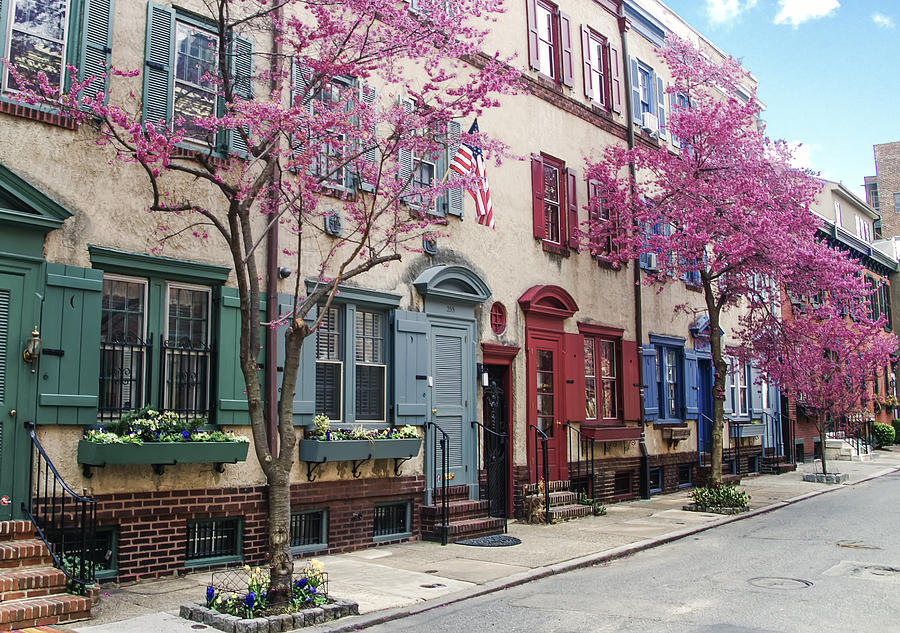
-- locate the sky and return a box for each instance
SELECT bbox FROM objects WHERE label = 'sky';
[659,0,900,199]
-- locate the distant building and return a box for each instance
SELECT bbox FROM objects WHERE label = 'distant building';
[865,142,900,238]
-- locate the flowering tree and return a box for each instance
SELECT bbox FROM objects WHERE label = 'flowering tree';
[8,0,516,601]
[585,36,869,483]
[747,301,896,474]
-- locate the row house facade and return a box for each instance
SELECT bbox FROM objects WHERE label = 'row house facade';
[0,0,779,586]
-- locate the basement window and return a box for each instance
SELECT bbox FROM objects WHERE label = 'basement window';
[185,518,242,566]
[290,509,328,554]
[373,502,411,542]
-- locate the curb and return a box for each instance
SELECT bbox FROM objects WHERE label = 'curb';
[306,463,900,633]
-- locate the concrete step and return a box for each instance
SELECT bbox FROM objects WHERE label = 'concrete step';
[0,567,67,602]
[0,593,91,631]
[422,517,506,543]
[0,541,53,570]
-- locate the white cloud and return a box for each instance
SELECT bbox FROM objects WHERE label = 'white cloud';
[872,13,895,28]
[705,0,758,24]
[774,0,839,27]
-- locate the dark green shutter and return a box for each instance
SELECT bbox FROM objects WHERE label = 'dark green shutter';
[392,310,428,426]
[226,34,254,157]
[276,295,316,426]
[446,120,462,217]
[79,0,114,104]
[215,287,265,425]
[0,1,7,72]
[641,344,658,421]
[142,2,175,126]
[38,264,102,425]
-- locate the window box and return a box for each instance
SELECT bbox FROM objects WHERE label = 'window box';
[76,439,249,469]
[730,423,765,439]
[580,425,641,442]
[298,438,422,463]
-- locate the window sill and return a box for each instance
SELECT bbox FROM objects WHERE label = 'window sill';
[0,97,78,130]
[595,254,622,270]
[531,72,563,93]
[541,241,569,257]
[373,531,412,544]
[653,420,687,428]
[184,554,242,569]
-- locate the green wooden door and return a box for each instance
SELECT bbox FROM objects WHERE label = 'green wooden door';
[0,273,26,521]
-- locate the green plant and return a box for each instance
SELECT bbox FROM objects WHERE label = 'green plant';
[577,492,607,516]
[206,560,328,618]
[873,422,895,448]
[690,484,749,509]
[310,423,419,441]
[313,414,331,438]
[84,409,248,444]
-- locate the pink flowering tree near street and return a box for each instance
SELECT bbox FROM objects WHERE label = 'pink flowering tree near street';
[7,0,517,602]
[748,302,896,476]
[585,36,885,484]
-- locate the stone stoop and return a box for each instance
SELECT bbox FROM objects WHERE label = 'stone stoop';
[422,485,506,543]
[0,521,93,632]
[760,457,796,475]
[522,482,593,523]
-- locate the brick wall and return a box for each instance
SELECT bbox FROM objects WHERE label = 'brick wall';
[873,142,900,238]
[95,475,424,583]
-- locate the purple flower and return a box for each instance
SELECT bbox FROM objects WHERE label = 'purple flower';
[310,586,316,594]
[245,591,255,608]
[182,430,191,439]
[206,586,215,603]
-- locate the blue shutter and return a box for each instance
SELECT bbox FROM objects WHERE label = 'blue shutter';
[641,344,658,421]
[446,120,463,218]
[227,34,254,157]
[392,310,428,426]
[38,264,103,425]
[683,350,699,419]
[142,2,175,126]
[656,74,666,140]
[750,363,763,418]
[276,295,316,426]
[630,57,641,124]
[79,0,114,105]
[0,1,7,76]
[398,98,414,189]
[723,359,734,417]
[215,286,265,425]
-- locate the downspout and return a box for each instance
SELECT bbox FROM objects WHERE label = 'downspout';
[618,3,650,499]
[265,5,286,454]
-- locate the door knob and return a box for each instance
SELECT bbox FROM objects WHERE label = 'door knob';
[432,409,438,415]
[9,410,15,417]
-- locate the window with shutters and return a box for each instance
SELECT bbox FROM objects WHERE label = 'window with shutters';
[582,28,607,106]
[173,21,218,142]
[651,340,682,422]
[311,76,355,189]
[726,356,749,418]
[97,271,215,423]
[637,65,652,115]
[0,0,112,107]
[396,107,461,216]
[584,336,620,423]
[587,180,616,260]
[531,153,578,254]
[313,303,389,424]
[525,0,573,87]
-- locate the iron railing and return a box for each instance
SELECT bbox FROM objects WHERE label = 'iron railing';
[563,423,596,499]
[828,415,874,457]
[529,424,551,524]
[22,423,98,591]
[160,339,214,422]
[98,335,151,421]
[427,420,450,546]
[471,420,508,522]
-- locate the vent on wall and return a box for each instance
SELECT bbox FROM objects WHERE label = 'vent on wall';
[324,210,343,237]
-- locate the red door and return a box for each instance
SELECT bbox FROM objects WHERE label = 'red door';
[529,336,568,482]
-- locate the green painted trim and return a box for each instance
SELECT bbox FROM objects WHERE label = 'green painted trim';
[88,246,231,283]
[46,272,104,291]
[219,399,249,411]
[76,439,249,465]
[0,208,64,232]
[184,553,243,569]
[39,394,98,407]
[222,291,267,310]
[0,163,72,223]
[304,280,401,308]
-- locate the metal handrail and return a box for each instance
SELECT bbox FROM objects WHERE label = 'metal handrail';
[471,420,508,523]
[529,424,551,524]
[427,420,450,546]
[562,423,595,498]
[22,422,97,591]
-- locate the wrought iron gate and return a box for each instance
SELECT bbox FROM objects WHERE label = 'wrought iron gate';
[481,379,508,518]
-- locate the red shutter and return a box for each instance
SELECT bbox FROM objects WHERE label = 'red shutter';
[622,339,640,421]
[581,26,593,99]
[531,155,546,240]
[608,41,622,113]
[566,167,579,251]
[526,0,540,70]
[559,11,574,88]
[563,332,586,424]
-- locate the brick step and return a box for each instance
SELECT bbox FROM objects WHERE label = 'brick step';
[0,523,34,543]
[0,593,92,631]
[523,490,581,508]
[548,504,593,522]
[421,499,491,525]
[522,480,571,495]
[422,517,506,543]
[0,541,53,570]
[0,567,67,602]
[430,485,470,504]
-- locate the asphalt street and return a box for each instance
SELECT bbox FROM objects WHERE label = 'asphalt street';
[362,472,900,633]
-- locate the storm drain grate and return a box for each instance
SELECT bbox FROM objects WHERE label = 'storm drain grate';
[455,535,522,547]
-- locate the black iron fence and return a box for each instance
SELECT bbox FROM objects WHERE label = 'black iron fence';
[529,424,551,524]
[98,335,151,421]
[161,339,214,422]
[563,423,596,499]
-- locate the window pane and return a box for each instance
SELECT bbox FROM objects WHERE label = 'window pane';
[585,377,597,420]
[100,278,148,418]
[101,279,145,342]
[315,361,342,420]
[355,311,383,363]
[600,340,615,378]
[601,379,616,419]
[7,31,63,90]
[174,21,218,139]
[536,3,555,77]
[13,0,67,40]
[168,286,209,347]
[315,307,341,361]
[355,364,385,420]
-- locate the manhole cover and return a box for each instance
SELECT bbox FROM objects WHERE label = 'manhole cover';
[837,540,881,550]
[455,535,522,547]
[420,583,445,588]
[748,577,814,590]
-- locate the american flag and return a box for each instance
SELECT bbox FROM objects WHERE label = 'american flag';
[448,119,494,229]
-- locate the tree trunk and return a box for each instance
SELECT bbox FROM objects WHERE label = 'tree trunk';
[819,417,828,476]
[705,286,726,485]
[266,466,294,604]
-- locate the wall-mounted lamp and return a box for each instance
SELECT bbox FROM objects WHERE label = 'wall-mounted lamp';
[277,267,292,279]
[23,326,41,368]
[476,362,489,387]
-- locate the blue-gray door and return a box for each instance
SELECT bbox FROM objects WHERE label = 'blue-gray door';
[698,358,713,454]
[431,322,475,489]
[0,272,25,520]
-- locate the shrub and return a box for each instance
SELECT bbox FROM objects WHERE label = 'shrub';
[872,422,895,448]
[690,484,749,510]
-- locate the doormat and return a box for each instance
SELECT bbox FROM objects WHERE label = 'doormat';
[455,535,521,547]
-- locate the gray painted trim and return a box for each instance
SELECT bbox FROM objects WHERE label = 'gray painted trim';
[304,279,401,307]
[413,264,491,305]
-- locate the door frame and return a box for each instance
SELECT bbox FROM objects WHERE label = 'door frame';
[698,357,713,455]
[482,343,518,518]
